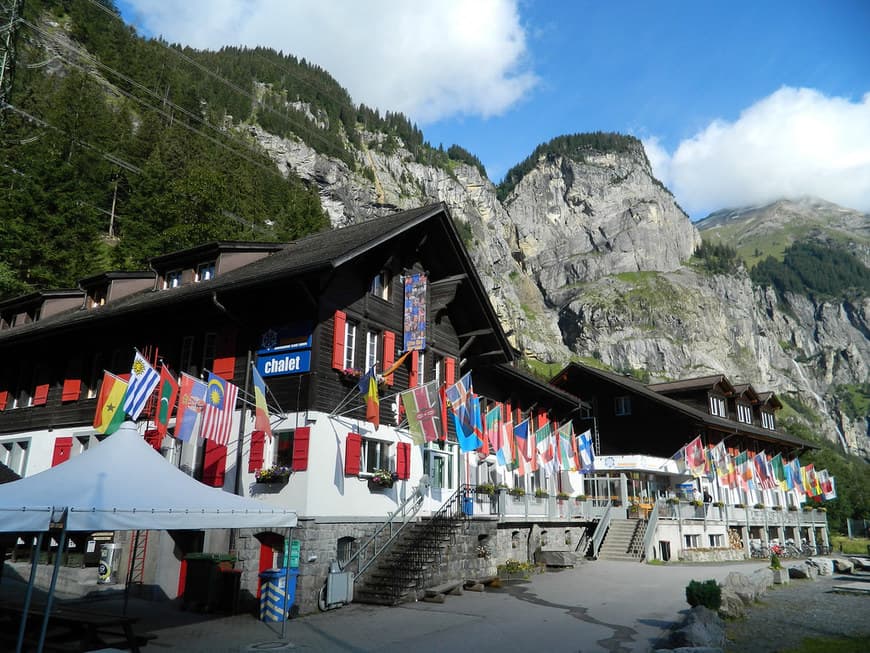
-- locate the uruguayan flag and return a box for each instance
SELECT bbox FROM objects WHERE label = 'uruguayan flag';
[122,351,160,420]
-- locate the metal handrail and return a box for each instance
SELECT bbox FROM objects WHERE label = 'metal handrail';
[342,483,426,580]
[591,502,613,559]
[641,499,661,561]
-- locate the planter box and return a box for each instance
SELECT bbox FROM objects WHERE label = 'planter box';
[772,568,790,584]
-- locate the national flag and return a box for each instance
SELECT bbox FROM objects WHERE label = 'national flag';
[557,423,575,472]
[791,458,805,496]
[513,418,531,475]
[445,372,473,414]
[251,365,273,440]
[770,453,786,490]
[682,436,706,476]
[470,395,485,454]
[93,371,128,435]
[754,453,776,490]
[820,471,837,500]
[783,458,795,491]
[200,372,238,446]
[485,405,502,464]
[175,373,207,442]
[452,406,482,452]
[577,429,595,471]
[155,366,179,438]
[438,383,449,441]
[122,351,160,420]
[499,411,515,471]
[401,381,441,445]
[535,421,554,471]
[364,371,380,430]
[734,451,751,491]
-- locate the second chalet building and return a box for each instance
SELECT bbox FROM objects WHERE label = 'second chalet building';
[0,203,828,613]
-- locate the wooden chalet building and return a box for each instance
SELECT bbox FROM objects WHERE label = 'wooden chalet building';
[0,204,591,612]
[551,362,829,561]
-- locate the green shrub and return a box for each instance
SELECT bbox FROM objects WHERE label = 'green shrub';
[770,553,782,570]
[685,579,722,610]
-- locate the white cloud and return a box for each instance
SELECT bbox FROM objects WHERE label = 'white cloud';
[646,88,870,216]
[121,0,536,123]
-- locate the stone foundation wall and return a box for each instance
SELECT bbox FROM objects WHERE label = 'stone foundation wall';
[494,522,591,564]
[678,548,747,562]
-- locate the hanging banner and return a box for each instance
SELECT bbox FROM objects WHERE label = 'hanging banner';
[403,273,427,352]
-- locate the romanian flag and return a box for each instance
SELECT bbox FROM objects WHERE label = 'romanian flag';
[364,371,380,430]
[251,365,273,440]
[155,366,179,438]
[94,371,128,435]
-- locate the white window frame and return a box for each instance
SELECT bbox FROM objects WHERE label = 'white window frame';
[360,437,391,474]
[737,403,752,424]
[2,439,29,476]
[418,350,426,383]
[370,271,391,301]
[684,533,700,548]
[164,269,183,289]
[761,411,775,430]
[708,533,723,548]
[614,396,632,416]
[343,321,357,370]
[365,330,379,372]
[709,395,727,418]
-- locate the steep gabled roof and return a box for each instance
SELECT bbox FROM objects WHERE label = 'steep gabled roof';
[647,374,736,396]
[553,362,813,449]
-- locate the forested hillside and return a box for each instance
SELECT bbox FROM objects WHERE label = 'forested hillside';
[0,0,472,299]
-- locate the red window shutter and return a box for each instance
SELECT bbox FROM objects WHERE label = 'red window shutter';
[344,432,362,475]
[212,328,237,380]
[332,310,347,370]
[33,383,50,406]
[292,426,311,471]
[202,440,227,488]
[444,357,456,385]
[0,390,8,411]
[396,442,411,480]
[51,437,73,467]
[382,331,396,385]
[536,409,548,429]
[144,428,162,451]
[249,430,266,472]
[61,378,81,402]
[408,351,419,388]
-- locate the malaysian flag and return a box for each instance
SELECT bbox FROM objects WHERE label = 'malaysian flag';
[200,372,238,446]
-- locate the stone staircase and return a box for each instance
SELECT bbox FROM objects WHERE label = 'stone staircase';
[354,510,463,605]
[597,518,646,561]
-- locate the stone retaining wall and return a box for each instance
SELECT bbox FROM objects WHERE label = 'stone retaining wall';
[678,547,746,563]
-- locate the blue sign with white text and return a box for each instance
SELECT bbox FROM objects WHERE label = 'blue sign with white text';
[257,349,311,377]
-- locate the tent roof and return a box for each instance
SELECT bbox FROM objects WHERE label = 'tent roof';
[0,423,296,533]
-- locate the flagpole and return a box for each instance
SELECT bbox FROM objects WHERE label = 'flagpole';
[232,351,252,497]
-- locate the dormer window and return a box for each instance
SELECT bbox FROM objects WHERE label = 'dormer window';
[370,271,391,301]
[709,395,726,418]
[614,396,632,416]
[164,270,183,289]
[196,261,216,283]
[736,403,752,424]
[761,411,775,430]
[88,289,107,309]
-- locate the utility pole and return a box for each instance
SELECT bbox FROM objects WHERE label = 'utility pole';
[0,1,23,124]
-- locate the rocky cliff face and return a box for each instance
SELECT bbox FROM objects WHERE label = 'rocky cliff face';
[251,126,868,457]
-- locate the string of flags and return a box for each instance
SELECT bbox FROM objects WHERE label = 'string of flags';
[675,435,836,501]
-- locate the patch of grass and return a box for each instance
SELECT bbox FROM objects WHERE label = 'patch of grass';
[831,536,870,555]
[646,559,666,566]
[521,359,565,382]
[782,635,870,653]
[834,383,870,421]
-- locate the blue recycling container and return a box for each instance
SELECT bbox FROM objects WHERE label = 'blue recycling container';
[462,495,474,516]
[259,568,298,622]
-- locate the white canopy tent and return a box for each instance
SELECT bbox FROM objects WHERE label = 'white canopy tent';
[0,421,297,652]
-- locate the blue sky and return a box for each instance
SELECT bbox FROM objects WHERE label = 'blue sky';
[119,0,870,218]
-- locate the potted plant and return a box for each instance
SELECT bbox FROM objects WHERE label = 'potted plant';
[772,505,783,511]
[802,505,814,512]
[667,497,681,505]
[754,503,766,510]
[370,468,397,489]
[690,499,704,508]
[575,494,588,503]
[787,505,798,512]
[496,482,509,493]
[509,487,526,497]
[475,483,495,496]
[734,503,745,508]
[255,465,291,484]
[713,501,725,508]
[556,491,571,501]
[815,506,827,512]
[534,488,549,499]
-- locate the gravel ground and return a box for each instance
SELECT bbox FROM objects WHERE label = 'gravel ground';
[725,573,870,652]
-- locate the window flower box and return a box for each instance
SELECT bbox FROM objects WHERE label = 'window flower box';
[368,468,397,489]
[255,465,291,484]
[509,488,526,497]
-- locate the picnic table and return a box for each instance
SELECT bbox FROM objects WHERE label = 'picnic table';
[0,599,154,652]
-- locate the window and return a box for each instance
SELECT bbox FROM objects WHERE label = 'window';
[337,536,356,566]
[737,403,752,424]
[164,269,183,289]
[424,444,454,489]
[276,430,294,467]
[88,289,106,309]
[196,261,216,282]
[365,330,379,372]
[179,336,195,374]
[361,438,391,473]
[761,411,775,430]
[202,333,217,374]
[1,439,29,476]
[370,271,391,301]
[418,350,426,383]
[614,396,632,416]
[709,534,723,547]
[343,320,357,370]
[709,395,726,417]
[684,534,700,548]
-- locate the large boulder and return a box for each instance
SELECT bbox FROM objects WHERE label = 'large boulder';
[721,572,757,605]
[833,558,854,574]
[668,606,726,650]
[848,557,870,572]
[806,558,833,576]
[788,563,817,580]
[717,588,747,619]
[750,567,774,593]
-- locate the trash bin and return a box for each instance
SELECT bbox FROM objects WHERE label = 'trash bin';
[259,568,299,622]
[462,495,474,516]
[183,553,236,612]
[218,569,242,614]
[97,543,122,584]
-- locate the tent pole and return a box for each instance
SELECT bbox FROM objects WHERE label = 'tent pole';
[280,534,290,641]
[37,522,67,653]
[16,531,44,653]
[124,530,141,616]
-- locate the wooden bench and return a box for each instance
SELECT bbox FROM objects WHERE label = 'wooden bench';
[422,580,464,603]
